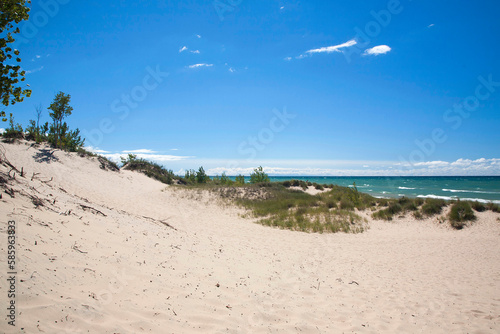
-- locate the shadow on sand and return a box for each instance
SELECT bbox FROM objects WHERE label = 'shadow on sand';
[33,148,59,163]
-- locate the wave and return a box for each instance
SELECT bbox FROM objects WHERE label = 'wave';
[442,189,500,195]
[398,187,416,190]
[418,194,500,204]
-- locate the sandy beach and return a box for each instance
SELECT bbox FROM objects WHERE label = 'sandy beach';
[1,140,499,333]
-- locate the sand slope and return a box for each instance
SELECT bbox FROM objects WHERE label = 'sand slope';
[1,141,499,333]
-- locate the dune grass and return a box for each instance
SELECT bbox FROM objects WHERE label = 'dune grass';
[209,182,372,233]
[449,201,476,229]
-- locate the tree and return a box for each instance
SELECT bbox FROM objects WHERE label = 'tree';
[48,91,73,147]
[235,174,245,185]
[0,0,32,120]
[250,166,270,184]
[196,166,209,184]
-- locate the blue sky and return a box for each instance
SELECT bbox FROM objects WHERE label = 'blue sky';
[4,0,500,175]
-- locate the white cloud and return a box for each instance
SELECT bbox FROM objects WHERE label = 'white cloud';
[122,149,158,154]
[204,158,500,176]
[228,67,235,73]
[284,57,292,61]
[188,63,213,69]
[0,128,5,134]
[280,6,285,10]
[84,146,110,154]
[171,148,179,151]
[179,46,188,53]
[190,50,200,54]
[363,45,391,56]
[25,66,44,74]
[428,23,435,28]
[196,34,201,38]
[305,39,357,55]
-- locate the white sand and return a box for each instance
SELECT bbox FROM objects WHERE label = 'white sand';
[1,140,499,333]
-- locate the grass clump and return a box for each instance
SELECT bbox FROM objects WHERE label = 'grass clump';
[486,202,500,213]
[372,197,424,220]
[421,198,447,216]
[470,201,487,212]
[448,201,476,229]
[121,154,175,185]
[232,183,368,233]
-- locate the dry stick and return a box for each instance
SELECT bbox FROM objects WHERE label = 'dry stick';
[40,177,53,184]
[31,172,41,181]
[80,204,107,217]
[72,242,88,254]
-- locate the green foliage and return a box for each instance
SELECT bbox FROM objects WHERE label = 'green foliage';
[348,182,360,205]
[449,201,476,229]
[0,0,32,117]
[235,174,245,185]
[372,196,424,220]
[184,169,196,184]
[48,92,74,147]
[250,166,270,184]
[470,201,487,212]
[196,166,209,184]
[372,202,403,220]
[2,113,23,139]
[232,183,366,233]
[421,198,447,216]
[122,154,175,185]
[486,202,500,213]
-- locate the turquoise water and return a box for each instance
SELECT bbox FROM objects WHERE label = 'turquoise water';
[263,176,500,204]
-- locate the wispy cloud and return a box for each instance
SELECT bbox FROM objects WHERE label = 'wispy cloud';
[228,67,236,73]
[85,146,110,154]
[25,66,44,74]
[190,50,200,54]
[284,57,292,61]
[205,158,500,176]
[306,39,357,55]
[188,63,213,69]
[122,149,157,154]
[179,46,188,53]
[427,23,435,28]
[196,34,201,39]
[363,45,391,56]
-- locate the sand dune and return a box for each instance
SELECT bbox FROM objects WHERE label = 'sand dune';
[1,140,499,333]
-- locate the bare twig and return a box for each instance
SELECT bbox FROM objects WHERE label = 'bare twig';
[80,204,107,217]
[72,242,88,254]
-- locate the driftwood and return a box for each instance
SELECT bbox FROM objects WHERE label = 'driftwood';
[142,215,177,230]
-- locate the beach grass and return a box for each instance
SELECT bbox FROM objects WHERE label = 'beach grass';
[449,201,476,229]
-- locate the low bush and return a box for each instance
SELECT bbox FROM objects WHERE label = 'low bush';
[470,201,487,212]
[486,202,500,213]
[421,198,447,216]
[449,201,476,229]
[122,154,175,184]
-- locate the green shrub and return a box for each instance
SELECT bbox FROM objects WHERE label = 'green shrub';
[486,202,500,213]
[250,166,270,184]
[282,180,292,188]
[2,113,24,139]
[372,202,403,220]
[340,198,355,211]
[421,198,446,216]
[314,183,324,191]
[235,174,245,185]
[122,154,175,184]
[470,201,487,212]
[196,166,209,184]
[449,201,476,229]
